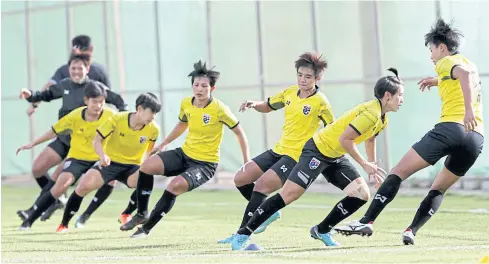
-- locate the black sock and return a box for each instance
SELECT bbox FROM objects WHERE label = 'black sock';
[24,192,56,225]
[39,179,55,195]
[35,174,50,189]
[143,190,177,232]
[82,184,114,217]
[137,171,154,215]
[122,190,138,215]
[360,174,402,224]
[237,193,286,236]
[61,191,84,226]
[317,196,367,233]
[408,190,443,235]
[239,191,267,228]
[236,183,255,201]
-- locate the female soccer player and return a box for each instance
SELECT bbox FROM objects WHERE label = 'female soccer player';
[231,68,404,250]
[120,60,251,238]
[57,93,161,232]
[218,52,335,244]
[335,19,484,246]
[17,83,115,231]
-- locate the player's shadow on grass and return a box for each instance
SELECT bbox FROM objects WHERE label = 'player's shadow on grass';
[2,236,125,244]
[2,230,106,236]
[262,244,405,253]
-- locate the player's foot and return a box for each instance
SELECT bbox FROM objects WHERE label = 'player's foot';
[402,228,415,245]
[18,221,31,231]
[56,224,68,233]
[120,212,148,231]
[217,233,236,244]
[254,211,281,234]
[40,200,64,221]
[118,213,133,225]
[309,225,340,246]
[334,220,373,237]
[130,227,149,239]
[231,234,250,251]
[17,208,33,221]
[74,213,90,229]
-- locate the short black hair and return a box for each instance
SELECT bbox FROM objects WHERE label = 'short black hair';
[424,19,463,53]
[84,82,107,99]
[68,53,91,67]
[136,92,161,113]
[374,68,403,99]
[187,60,220,87]
[295,52,328,77]
[72,35,92,51]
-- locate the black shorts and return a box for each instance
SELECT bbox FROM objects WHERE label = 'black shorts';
[93,162,139,186]
[252,150,297,184]
[412,122,484,176]
[288,139,361,190]
[61,158,97,182]
[48,137,70,160]
[157,148,218,191]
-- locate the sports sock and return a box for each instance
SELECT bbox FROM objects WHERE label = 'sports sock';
[236,183,255,201]
[122,190,138,215]
[360,174,402,224]
[142,190,176,232]
[82,184,114,217]
[317,196,366,233]
[136,171,154,215]
[61,191,84,226]
[239,191,267,228]
[237,193,286,236]
[408,190,443,235]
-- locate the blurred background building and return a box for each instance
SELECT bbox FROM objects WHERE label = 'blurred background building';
[2,1,488,182]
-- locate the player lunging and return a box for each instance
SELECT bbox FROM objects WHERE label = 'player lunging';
[120,60,250,238]
[231,69,404,250]
[219,52,334,244]
[335,19,484,246]
[58,93,161,231]
[17,83,115,231]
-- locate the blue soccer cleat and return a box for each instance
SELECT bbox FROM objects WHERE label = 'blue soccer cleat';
[231,234,250,251]
[254,211,281,234]
[310,225,340,246]
[217,233,236,244]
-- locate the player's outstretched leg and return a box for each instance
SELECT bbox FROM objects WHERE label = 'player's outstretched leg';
[335,148,429,237]
[75,181,115,228]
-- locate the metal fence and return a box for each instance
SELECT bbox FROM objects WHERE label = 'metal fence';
[2,0,488,179]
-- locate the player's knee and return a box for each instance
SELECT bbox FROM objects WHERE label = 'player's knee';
[343,180,371,201]
[233,172,248,187]
[75,183,92,197]
[31,164,47,178]
[167,177,189,195]
[254,175,281,195]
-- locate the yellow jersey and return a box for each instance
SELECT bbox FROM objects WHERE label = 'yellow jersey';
[436,54,484,135]
[97,112,160,165]
[52,106,115,161]
[313,99,388,158]
[268,85,334,161]
[179,96,239,163]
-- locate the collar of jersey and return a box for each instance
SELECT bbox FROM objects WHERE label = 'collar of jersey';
[191,96,213,108]
[128,112,146,131]
[296,85,319,98]
[81,107,104,121]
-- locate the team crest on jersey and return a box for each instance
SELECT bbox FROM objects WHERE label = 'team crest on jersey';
[139,136,147,144]
[203,114,211,124]
[286,100,291,105]
[303,105,312,115]
[309,157,320,170]
[63,160,72,169]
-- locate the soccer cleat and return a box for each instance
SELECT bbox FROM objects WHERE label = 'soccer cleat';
[130,227,149,239]
[18,221,31,231]
[217,233,236,244]
[17,209,33,222]
[120,212,148,231]
[74,213,90,229]
[254,211,281,234]
[231,234,250,251]
[402,228,415,245]
[310,225,340,246]
[334,220,374,237]
[118,213,133,225]
[56,224,68,233]
[40,200,64,221]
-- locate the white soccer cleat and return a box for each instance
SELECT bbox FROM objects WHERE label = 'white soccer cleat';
[402,228,415,245]
[334,220,374,237]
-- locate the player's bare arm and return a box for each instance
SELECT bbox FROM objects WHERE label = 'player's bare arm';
[451,65,477,131]
[231,124,250,163]
[16,130,57,155]
[239,100,272,113]
[93,133,110,167]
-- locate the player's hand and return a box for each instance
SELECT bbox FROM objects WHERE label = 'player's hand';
[239,100,257,112]
[150,144,167,156]
[418,77,438,92]
[362,161,384,189]
[463,107,477,132]
[27,105,37,116]
[16,143,33,155]
[19,88,32,99]
[98,154,111,168]
[369,167,387,189]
